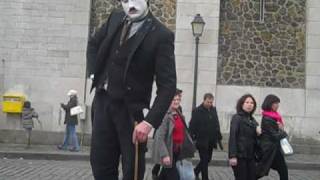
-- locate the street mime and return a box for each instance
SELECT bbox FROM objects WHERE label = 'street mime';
[86,0,177,179]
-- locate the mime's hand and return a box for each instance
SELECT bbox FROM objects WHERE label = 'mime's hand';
[132,121,152,144]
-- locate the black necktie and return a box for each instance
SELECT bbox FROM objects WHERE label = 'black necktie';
[120,20,132,46]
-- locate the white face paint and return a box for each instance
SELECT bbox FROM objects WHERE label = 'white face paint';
[121,0,148,21]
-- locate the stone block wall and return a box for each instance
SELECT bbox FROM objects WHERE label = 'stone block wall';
[173,0,319,143]
[215,0,320,142]
[90,0,177,34]
[0,0,91,133]
[217,0,306,88]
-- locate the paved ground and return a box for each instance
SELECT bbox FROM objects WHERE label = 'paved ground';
[1,143,320,170]
[0,158,319,180]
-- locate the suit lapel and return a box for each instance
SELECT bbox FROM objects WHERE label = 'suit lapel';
[108,13,126,42]
[92,12,126,91]
[98,13,125,59]
[123,13,155,83]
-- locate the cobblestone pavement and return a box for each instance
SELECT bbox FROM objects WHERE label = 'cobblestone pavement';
[0,159,319,180]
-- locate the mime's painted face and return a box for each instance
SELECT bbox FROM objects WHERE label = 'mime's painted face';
[121,0,148,21]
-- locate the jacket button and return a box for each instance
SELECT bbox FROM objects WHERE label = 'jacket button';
[127,86,132,91]
[115,50,119,54]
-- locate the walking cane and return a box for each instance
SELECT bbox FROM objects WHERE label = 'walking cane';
[134,121,139,180]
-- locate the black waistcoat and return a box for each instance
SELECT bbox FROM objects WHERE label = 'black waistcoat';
[104,24,138,99]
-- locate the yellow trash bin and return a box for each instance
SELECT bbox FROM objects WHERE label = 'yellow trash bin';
[2,92,26,113]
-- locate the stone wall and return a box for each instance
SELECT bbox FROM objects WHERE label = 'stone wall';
[217,0,306,88]
[90,0,177,34]
[0,0,91,133]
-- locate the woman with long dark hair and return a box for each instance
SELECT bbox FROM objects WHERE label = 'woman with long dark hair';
[228,94,261,180]
[256,94,288,180]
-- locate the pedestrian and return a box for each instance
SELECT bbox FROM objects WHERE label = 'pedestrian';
[152,90,195,180]
[86,0,176,179]
[152,88,183,180]
[228,94,261,180]
[21,101,39,148]
[189,93,223,180]
[57,89,80,152]
[256,94,288,180]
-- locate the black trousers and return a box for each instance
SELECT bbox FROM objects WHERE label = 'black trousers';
[90,91,146,180]
[158,152,180,180]
[194,144,214,180]
[271,150,288,180]
[232,158,256,180]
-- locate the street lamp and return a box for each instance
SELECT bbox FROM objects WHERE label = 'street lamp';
[191,14,205,109]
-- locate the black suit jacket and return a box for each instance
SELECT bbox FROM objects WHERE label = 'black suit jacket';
[86,10,177,128]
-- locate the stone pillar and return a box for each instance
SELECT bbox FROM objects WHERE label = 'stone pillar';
[175,0,221,122]
[304,0,320,140]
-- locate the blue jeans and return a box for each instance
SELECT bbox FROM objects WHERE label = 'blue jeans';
[62,124,80,150]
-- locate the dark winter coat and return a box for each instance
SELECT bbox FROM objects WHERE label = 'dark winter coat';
[256,116,287,178]
[189,104,222,149]
[228,111,259,159]
[61,96,78,125]
[86,10,176,129]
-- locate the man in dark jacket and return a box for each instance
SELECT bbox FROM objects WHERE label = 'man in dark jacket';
[86,0,176,179]
[189,93,222,180]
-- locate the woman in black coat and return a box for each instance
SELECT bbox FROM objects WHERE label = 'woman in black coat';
[228,94,261,180]
[256,94,288,180]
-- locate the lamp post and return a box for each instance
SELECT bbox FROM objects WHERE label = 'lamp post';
[191,14,205,109]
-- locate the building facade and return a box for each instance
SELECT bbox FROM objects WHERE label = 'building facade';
[0,0,319,148]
